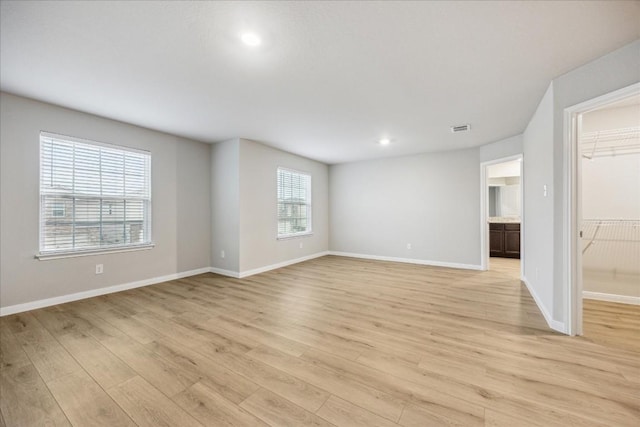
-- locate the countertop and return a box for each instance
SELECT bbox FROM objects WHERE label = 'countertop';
[489,216,521,224]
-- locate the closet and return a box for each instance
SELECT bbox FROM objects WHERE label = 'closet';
[580,99,640,303]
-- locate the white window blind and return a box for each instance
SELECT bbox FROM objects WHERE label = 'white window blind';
[39,132,152,255]
[277,167,312,238]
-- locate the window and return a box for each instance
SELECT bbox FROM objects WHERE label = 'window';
[51,203,66,217]
[277,167,312,238]
[39,132,152,256]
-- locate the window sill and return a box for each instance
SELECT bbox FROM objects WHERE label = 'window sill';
[277,232,314,241]
[36,243,155,260]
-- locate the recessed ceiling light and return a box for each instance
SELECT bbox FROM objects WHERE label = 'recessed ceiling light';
[378,138,391,146]
[241,33,262,47]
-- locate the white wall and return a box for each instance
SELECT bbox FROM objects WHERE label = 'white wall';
[581,103,640,220]
[329,148,481,268]
[177,135,212,272]
[522,83,556,322]
[582,154,640,220]
[238,138,329,273]
[581,154,640,294]
[210,139,240,273]
[0,92,212,309]
[479,134,523,162]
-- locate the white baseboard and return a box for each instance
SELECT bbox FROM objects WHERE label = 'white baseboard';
[209,267,241,278]
[0,267,211,316]
[583,291,640,305]
[328,251,483,271]
[210,252,330,279]
[1,252,332,316]
[521,276,566,334]
[238,251,330,278]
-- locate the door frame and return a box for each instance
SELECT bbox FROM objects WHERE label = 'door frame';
[562,82,640,336]
[480,154,524,277]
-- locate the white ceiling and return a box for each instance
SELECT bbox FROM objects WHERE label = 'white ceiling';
[1,1,638,164]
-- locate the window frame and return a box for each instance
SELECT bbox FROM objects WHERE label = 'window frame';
[37,131,154,260]
[276,166,313,240]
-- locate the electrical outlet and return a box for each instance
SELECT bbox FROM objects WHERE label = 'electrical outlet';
[95,264,103,275]
[220,250,225,259]
[299,242,304,249]
[407,243,412,250]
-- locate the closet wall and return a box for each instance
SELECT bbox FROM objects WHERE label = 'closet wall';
[581,100,640,300]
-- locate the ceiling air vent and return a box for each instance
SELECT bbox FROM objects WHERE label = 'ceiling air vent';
[450,124,471,133]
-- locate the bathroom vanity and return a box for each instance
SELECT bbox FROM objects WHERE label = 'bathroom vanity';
[489,218,520,259]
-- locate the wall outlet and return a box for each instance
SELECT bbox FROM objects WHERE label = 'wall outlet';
[220,250,225,259]
[299,242,304,249]
[407,243,412,250]
[95,264,103,275]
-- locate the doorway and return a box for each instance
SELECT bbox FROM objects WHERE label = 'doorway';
[580,96,640,349]
[481,155,523,278]
[564,82,640,338]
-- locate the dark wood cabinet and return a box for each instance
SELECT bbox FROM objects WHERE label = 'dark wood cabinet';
[490,223,520,258]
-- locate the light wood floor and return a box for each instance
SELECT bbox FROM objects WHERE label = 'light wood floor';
[1,256,638,426]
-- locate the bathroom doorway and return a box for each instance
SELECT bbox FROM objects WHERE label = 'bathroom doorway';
[480,155,523,278]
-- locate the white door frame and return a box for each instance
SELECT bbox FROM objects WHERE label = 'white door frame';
[562,82,640,336]
[480,154,524,277]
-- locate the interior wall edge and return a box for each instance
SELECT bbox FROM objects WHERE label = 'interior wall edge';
[522,275,566,333]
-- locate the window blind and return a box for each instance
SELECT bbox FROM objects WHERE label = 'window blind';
[277,167,312,238]
[39,132,152,255]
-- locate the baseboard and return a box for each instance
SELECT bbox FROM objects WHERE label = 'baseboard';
[238,251,330,278]
[583,291,640,305]
[521,276,566,334]
[209,267,241,278]
[328,251,483,271]
[1,252,332,316]
[0,266,211,316]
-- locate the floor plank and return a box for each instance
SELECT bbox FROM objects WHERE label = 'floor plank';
[145,337,260,404]
[172,381,268,427]
[7,313,81,382]
[316,395,399,427]
[56,330,136,389]
[0,364,70,427]
[47,370,134,426]
[247,344,405,421]
[107,376,202,427]
[203,344,330,412]
[239,388,334,427]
